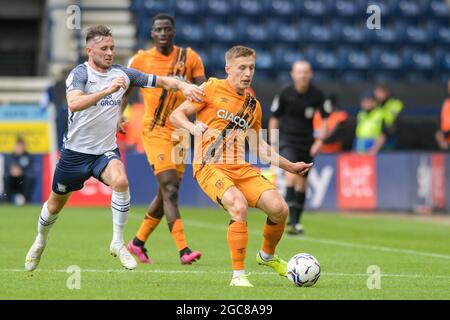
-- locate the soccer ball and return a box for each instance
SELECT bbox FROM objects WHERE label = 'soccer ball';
[287,253,321,287]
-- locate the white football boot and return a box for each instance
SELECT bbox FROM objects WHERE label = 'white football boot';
[229,274,254,287]
[25,241,46,272]
[110,243,137,270]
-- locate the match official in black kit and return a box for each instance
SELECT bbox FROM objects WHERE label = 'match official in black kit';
[269,61,330,235]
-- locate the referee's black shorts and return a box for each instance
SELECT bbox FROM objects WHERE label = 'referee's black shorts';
[279,143,313,176]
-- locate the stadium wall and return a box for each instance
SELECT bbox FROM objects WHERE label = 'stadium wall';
[23,152,447,214]
[129,152,448,213]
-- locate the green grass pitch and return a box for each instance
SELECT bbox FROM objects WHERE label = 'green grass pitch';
[0,205,449,300]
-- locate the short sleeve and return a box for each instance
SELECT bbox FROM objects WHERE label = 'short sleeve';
[270,94,284,118]
[188,49,206,80]
[66,64,87,93]
[117,65,157,88]
[317,90,330,119]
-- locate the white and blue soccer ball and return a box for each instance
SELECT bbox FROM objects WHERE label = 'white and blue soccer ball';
[287,253,321,287]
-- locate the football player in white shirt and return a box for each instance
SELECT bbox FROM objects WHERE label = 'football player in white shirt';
[25,25,203,271]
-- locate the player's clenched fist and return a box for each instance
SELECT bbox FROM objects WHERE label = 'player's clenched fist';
[180,82,204,103]
[191,121,208,136]
[109,76,127,93]
[289,161,313,176]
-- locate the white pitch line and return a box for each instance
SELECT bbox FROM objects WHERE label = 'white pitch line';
[184,220,450,260]
[1,269,450,280]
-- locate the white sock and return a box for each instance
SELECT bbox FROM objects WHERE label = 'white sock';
[233,270,246,278]
[36,202,58,245]
[111,189,130,246]
[259,250,274,261]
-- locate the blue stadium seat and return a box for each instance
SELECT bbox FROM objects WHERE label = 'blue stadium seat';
[176,23,205,43]
[307,49,339,71]
[140,0,174,14]
[436,27,450,45]
[432,46,446,62]
[206,20,238,43]
[204,0,235,16]
[255,49,274,70]
[209,45,228,70]
[403,50,435,71]
[235,0,268,16]
[333,0,361,17]
[302,24,335,43]
[339,71,367,83]
[404,25,428,44]
[441,52,450,71]
[238,21,270,43]
[340,49,371,70]
[137,19,152,39]
[371,50,403,70]
[397,0,426,18]
[372,24,402,44]
[433,48,450,71]
[428,0,450,18]
[365,0,396,18]
[298,0,330,17]
[174,0,204,16]
[267,0,297,16]
[194,49,210,72]
[273,47,306,70]
[340,24,369,43]
[130,0,144,11]
[268,20,300,43]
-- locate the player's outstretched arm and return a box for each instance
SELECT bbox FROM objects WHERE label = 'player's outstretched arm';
[170,100,208,136]
[252,137,312,176]
[67,76,126,112]
[156,77,204,103]
[120,65,202,102]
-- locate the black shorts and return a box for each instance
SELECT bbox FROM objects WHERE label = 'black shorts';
[279,145,313,165]
[52,148,121,195]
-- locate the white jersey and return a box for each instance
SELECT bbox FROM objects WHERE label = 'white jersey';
[64,62,157,154]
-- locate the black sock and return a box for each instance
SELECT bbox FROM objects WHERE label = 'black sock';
[179,247,192,257]
[294,192,306,224]
[285,187,295,205]
[285,187,296,226]
[133,237,145,247]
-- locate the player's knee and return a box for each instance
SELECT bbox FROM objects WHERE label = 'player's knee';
[47,199,63,215]
[269,199,289,224]
[111,175,129,191]
[230,198,248,221]
[162,182,179,203]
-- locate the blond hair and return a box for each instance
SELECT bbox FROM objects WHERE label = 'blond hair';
[225,46,256,65]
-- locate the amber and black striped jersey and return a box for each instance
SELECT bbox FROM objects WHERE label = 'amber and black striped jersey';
[128,45,205,134]
[190,78,262,175]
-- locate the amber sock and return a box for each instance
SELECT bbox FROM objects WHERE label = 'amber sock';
[170,219,189,251]
[135,215,161,244]
[227,220,248,270]
[262,218,285,255]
